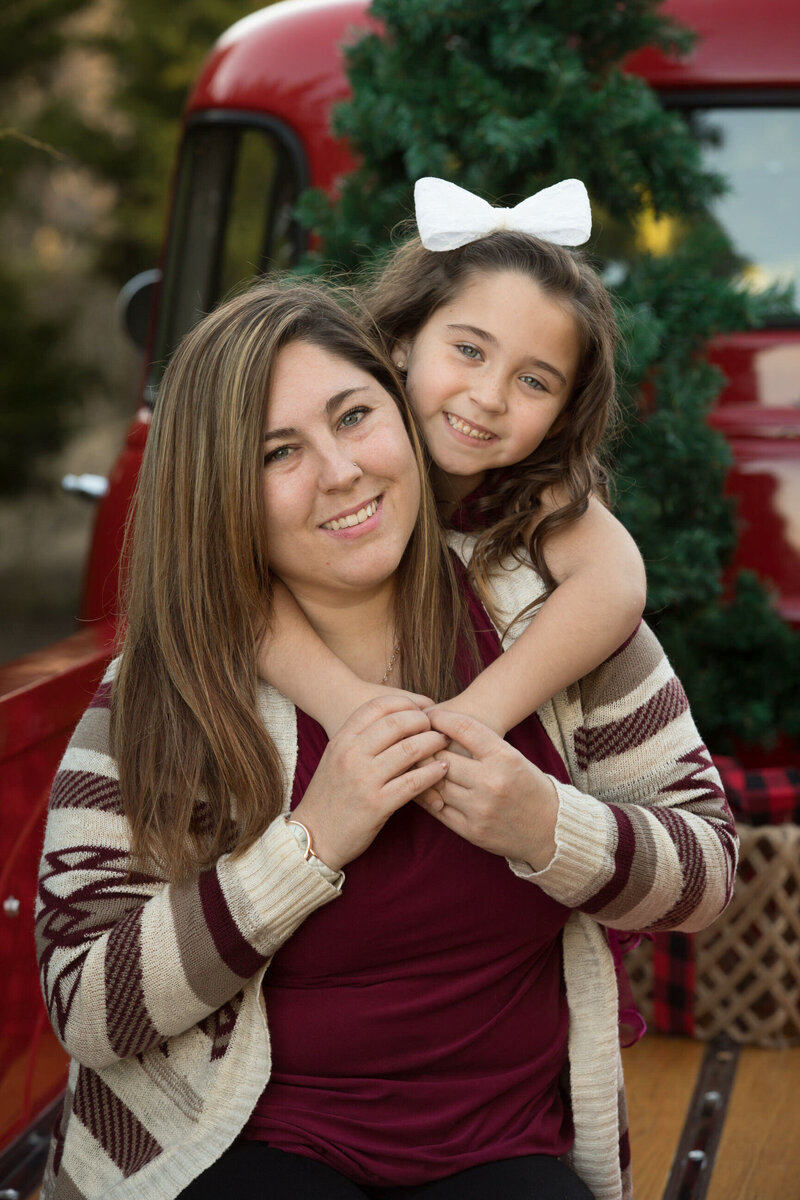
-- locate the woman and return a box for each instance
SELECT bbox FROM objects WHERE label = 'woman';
[35,281,736,1200]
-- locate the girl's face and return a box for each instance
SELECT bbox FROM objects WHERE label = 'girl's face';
[397,269,579,500]
[262,340,421,606]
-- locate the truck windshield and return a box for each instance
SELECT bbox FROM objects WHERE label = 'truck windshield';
[147,118,305,399]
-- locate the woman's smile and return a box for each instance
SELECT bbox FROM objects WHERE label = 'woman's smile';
[320,494,383,535]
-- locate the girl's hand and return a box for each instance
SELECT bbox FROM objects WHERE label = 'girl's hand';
[426,695,507,738]
[418,709,560,871]
[292,695,449,871]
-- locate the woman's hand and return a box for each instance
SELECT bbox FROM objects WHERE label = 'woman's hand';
[325,679,437,737]
[418,709,560,871]
[292,695,449,871]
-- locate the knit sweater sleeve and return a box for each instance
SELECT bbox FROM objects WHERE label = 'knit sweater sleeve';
[34,673,339,1071]
[446,533,739,936]
[518,619,739,934]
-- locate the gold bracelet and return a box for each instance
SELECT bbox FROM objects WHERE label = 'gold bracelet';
[284,816,316,862]
[284,816,344,889]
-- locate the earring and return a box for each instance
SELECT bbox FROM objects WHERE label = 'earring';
[395,357,406,371]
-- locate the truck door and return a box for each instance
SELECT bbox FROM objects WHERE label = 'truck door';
[146,113,308,402]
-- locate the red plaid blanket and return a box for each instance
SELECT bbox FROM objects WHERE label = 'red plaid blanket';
[647,754,800,1036]
[714,755,800,826]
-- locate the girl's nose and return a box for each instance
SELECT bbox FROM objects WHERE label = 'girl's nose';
[470,373,506,414]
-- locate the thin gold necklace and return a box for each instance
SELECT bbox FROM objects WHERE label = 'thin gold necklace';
[381,643,399,685]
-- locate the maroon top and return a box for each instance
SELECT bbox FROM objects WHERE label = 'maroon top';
[242,569,574,1185]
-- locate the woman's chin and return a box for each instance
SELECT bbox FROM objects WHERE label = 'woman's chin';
[281,543,406,601]
[325,556,404,596]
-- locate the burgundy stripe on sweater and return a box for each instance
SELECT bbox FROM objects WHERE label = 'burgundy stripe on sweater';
[89,680,113,709]
[198,868,266,980]
[105,908,162,1057]
[574,678,689,770]
[647,809,707,931]
[579,805,635,915]
[50,770,123,816]
[74,1065,162,1177]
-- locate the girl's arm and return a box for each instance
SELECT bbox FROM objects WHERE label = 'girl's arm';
[438,497,646,736]
[258,580,430,736]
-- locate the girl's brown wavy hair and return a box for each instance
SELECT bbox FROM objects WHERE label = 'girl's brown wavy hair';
[364,231,619,613]
[112,279,471,881]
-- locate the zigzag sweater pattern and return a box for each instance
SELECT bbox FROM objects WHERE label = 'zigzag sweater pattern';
[35,548,738,1200]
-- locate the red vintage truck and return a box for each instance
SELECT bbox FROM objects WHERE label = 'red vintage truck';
[1,0,798,1194]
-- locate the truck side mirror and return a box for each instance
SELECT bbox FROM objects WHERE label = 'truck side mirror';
[117,269,162,352]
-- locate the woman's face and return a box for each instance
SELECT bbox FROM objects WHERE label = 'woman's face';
[262,340,422,605]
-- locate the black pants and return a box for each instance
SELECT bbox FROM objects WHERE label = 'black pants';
[177,1142,595,1199]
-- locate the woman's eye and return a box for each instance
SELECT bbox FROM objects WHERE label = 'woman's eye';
[456,343,482,360]
[339,405,370,428]
[520,374,546,392]
[264,445,293,464]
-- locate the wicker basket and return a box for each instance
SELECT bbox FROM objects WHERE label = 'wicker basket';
[626,821,800,1047]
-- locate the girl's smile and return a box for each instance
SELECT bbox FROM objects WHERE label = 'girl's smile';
[445,411,497,442]
[399,269,579,500]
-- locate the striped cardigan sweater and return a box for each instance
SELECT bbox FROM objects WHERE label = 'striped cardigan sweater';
[35,543,738,1200]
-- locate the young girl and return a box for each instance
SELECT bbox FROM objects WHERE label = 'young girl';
[259,177,646,740]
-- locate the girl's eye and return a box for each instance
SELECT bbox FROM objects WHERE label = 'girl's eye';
[339,405,370,428]
[520,374,547,392]
[264,444,293,465]
[456,343,482,360]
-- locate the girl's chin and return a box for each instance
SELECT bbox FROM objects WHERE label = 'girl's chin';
[433,461,487,500]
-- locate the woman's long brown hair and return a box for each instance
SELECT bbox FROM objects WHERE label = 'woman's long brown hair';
[365,232,619,616]
[112,280,472,881]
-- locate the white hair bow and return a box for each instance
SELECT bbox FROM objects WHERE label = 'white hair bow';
[414,176,591,251]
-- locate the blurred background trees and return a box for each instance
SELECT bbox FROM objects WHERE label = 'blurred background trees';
[0,0,260,495]
[0,0,259,657]
[2,0,799,749]
[0,0,92,494]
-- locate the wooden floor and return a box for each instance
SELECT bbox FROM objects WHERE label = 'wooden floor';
[625,1034,800,1200]
[707,1044,800,1200]
[625,1034,705,1198]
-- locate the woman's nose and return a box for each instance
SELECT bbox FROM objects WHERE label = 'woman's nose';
[318,445,363,491]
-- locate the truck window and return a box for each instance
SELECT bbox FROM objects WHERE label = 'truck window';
[597,103,799,328]
[687,106,799,308]
[149,118,305,397]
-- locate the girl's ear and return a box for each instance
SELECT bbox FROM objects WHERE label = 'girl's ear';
[392,340,410,372]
